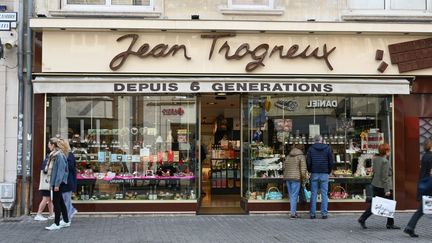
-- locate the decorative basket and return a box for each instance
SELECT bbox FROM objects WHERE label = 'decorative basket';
[265,187,283,200]
[330,186,349,200]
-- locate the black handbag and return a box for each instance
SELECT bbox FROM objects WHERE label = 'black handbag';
[418,176,432,196]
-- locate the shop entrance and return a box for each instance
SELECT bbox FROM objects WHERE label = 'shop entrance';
[198,94,245,214]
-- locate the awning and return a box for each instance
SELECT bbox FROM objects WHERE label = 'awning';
[33,77,410,95]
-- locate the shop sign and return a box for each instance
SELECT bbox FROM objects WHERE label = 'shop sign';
[113,81,334,93]
[109,33,336,72]
[306,100,338,109]
[162,107,185,116]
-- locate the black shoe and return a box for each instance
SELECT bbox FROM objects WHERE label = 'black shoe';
[386,225,401,230]
[358,219,367,229]
[310,215,316,219]
[403,228,419,237]
[322,215,328,219]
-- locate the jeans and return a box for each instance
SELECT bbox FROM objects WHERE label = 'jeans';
[405,201,424,231]
[358,186,395,226]
[310,173,329,217]
[53,190,69,226]
[62,191,77,220]
[286,180,301,216]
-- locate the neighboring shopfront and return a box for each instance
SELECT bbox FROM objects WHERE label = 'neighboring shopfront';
[29,23,429,213]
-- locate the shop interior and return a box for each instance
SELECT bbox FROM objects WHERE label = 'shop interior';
[199,94,244,214]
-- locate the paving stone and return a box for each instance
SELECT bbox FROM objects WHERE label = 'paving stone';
[0,213,430,242]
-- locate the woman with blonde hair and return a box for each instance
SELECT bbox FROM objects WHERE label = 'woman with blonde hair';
[44,137,70,231]
[58,138,78,222]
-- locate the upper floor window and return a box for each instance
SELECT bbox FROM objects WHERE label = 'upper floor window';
[62,0,154,12]
[348,0,430,11]
[228,0,275,9]
[344,0,432,21]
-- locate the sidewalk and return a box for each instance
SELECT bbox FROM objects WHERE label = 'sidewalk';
[0,212,430,243]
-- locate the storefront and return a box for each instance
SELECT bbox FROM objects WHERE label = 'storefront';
[30,24,426,213]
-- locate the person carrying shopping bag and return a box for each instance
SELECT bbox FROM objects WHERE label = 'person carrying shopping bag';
[403,139,432,237]
[358,143,400,230]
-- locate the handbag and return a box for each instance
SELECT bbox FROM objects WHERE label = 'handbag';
[39,170,51,191]
[418,176,432,196]
[265,187,283,200]
[422,196,432,214]
[330,186,349,200]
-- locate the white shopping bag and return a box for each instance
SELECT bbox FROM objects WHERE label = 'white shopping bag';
[371,196,396,218]
[422,196,432,214]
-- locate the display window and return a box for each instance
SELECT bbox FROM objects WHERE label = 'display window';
[45,95,198,201]
[242,94,393,202]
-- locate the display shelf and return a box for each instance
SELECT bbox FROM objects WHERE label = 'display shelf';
[210,150,241,195]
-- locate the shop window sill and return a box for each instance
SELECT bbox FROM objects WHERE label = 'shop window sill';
[72,199,198,204]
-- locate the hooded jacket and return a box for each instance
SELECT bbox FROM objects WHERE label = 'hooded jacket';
[306,143,334,174]
[283,148,307,182]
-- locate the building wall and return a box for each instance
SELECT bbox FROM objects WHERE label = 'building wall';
[0,1,18,185]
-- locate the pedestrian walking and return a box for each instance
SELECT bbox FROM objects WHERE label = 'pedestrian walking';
[59,138,78,221]
[284,144,307,218]
[44,137,70,231]
[358,143,400,230]
[306,135,334,219]
[34,155,54,221]
[403,138,432,237]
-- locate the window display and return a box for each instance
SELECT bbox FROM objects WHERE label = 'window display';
[243,95,392,203]
[46,95,198,201]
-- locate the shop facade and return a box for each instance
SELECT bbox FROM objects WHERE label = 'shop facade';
[29,22,430,213]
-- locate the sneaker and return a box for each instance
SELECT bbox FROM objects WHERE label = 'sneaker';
[310,215,316,219]
[34,214,48,221]
[59,220,71,228]
[45,223,61,231]
[71,209,78,218]
[48,214,55,219]
[322,215,328,219]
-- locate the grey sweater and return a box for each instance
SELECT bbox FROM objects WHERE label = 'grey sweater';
[371,156,393,193]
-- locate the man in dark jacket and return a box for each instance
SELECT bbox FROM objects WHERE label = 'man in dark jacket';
[306,135,334,219]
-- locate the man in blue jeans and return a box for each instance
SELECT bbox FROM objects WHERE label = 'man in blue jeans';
[306,135,334,219]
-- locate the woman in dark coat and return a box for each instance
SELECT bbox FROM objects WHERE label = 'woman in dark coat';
[403,138,432,238]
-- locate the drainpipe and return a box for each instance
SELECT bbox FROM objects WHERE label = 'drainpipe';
[23,0,34,215]
[15,0,24,216]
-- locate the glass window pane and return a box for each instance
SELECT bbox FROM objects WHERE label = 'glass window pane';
[391,0,426,10]
[67,0,105,5]
[47,95,197,202]
[111,0,151,6]
[348,0,384,9]
[244,94,392,203]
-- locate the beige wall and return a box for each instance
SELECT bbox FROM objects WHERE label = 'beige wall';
[42,30,432,76]
[36,0,345,21]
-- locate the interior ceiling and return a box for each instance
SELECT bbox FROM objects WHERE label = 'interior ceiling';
[201,94,240,110]
[201,94,240,124]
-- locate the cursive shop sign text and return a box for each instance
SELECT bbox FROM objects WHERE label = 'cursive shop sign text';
[109,34,336,72]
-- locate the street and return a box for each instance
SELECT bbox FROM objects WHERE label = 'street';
[0,212,430,243]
